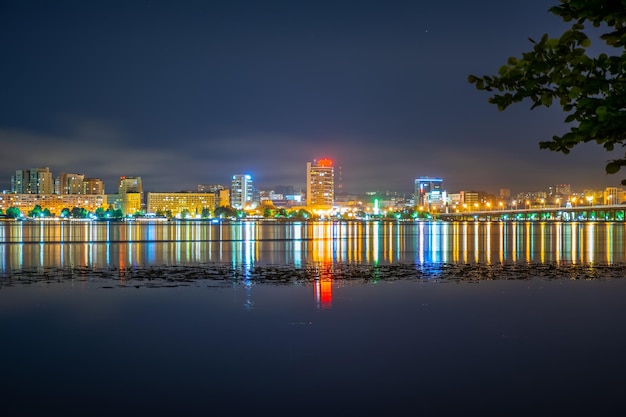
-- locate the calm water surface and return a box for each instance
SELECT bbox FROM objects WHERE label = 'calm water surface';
[1,220,626,416]
[2,220,626,269]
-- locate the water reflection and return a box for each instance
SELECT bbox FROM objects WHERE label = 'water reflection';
[3,221,626,417]
[2,220,626,272]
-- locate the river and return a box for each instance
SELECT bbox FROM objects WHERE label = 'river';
[1,220,625,416]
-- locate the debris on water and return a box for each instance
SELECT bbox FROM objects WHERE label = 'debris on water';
[0,261,625,289]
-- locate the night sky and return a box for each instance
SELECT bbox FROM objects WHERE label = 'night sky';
[0,0,617,195]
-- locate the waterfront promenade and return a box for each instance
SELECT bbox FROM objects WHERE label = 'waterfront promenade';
[440,204,626,222]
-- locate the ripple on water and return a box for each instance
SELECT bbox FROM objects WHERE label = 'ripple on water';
[1,261,625,288]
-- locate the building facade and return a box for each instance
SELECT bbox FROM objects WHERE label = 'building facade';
[218,189,230,208]
[118,176,143,211]
[56,172,85,194]
[11,167,54,194]
[83,178,104,195]
[147,192,218,217]
[11,170,30,194]
[118,176,142,194]
[306,159,334,209]
[0,194,106,215]
[414,177,444,208]
[28,167,54,194]
[603,187,626,205]
[230,174,253,209]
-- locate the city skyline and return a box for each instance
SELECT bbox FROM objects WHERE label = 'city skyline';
[0,1,621,194]
[2,162,620,198]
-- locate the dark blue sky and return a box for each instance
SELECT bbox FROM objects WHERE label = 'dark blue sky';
[0,0,617,194]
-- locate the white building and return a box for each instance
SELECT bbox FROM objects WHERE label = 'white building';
[230,174,253,209]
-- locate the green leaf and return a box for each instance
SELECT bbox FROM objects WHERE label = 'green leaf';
[568,87,580,99]
[606,162,621,174]
[466,3,626,175]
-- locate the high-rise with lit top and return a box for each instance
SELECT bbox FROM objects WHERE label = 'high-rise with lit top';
[306,158,334,209]
[231,174,253,209]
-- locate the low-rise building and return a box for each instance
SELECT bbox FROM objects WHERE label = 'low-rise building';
[147,192,218,217]
[0,194,106,215]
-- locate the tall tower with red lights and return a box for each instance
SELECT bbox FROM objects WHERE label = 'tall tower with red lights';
[306,158,334,209]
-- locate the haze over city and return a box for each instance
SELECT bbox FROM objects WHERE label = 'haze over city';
[0,0,618,194]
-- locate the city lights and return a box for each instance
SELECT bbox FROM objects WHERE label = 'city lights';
[2,165,625,223]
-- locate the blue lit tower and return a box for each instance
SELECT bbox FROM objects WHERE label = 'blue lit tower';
[231,174,253,209]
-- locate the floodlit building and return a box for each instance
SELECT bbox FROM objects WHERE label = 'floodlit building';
[197,184,229,208]
[414,177,444,208]
[122,193,142,215]
[218,189,230,208]
[230,174,253,209]
[306,158,334,209]
[11,167,53,194]
[0,194,106,215]
[147,192,218,217]
[118,176,143,213]
[107,193,141,216]
[29,167,54,194]
[82,178,104,195]
[56,172,85,194]
[118,176,143,194]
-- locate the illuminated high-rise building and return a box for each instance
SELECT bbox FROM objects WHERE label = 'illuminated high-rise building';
[231,174,253,209]
[82,178,104,195]
[56,172,85,194]
[27,167,54,194]
[11,170,30,193]
[414,177,444,207]
[306,158,334,209]
[10,167,52,194]
[118,176,143,194]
